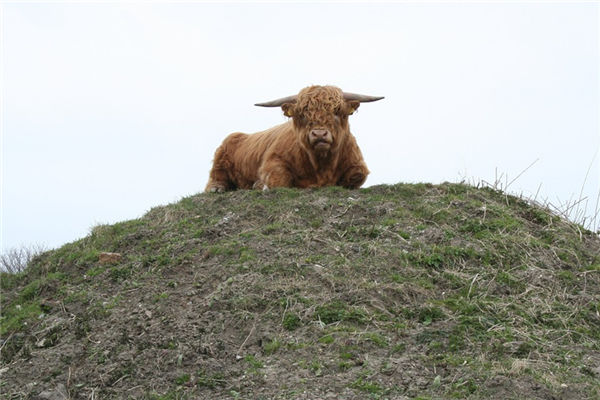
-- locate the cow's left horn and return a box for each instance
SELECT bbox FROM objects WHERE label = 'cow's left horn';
[255,95,298,107]
[343,92,385,103]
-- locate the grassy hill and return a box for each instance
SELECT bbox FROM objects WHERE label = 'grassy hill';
[1,183,599,400]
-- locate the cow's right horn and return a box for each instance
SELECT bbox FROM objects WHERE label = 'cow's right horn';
[342,92,385,103]
[255,95,298,107]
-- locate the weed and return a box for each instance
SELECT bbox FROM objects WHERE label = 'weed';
[404,306,446,325]
[109,265,132,282]
[318,334,335,345]
[197,370,226,388]
[338,361,352,371]
[154,292,169,302]
[262,338,282,355]
[361,332,388,347]
[306,360,323,376]
[315,301,368,325]
[392,343,406,354]
[449,379,478,398]
[174,374,190,385]
[244,354,263,369]
[351,375,384,394]
[147,390,187,400]
[262,223,283,235]
[282,312,302,331]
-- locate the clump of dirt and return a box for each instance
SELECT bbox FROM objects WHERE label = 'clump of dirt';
[2,183,599,399]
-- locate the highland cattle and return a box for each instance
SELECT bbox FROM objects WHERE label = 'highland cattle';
[205,85,383,192]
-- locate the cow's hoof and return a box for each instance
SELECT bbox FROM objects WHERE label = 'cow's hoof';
[345,173,366,189]
[207,185,226,193]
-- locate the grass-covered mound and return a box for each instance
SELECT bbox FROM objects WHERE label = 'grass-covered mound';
[1,183,599,399]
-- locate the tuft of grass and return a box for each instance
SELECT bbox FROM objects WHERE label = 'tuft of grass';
[196,370,226,388]
[262,338,282,355]
[282,312,302,331]
[315,301,368,325]
[174,374,190,385]
[351,375,385,394]
[318,334,335,345]
[244,354,263,370]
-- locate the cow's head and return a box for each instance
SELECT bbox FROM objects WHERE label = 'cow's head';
[256,85,383,157]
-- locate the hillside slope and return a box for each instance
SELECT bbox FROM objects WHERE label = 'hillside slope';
[1,183,599,400]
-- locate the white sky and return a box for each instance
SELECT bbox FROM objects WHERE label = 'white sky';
[1,1,599,253]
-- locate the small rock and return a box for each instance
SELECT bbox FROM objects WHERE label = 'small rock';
[99,252,122,265]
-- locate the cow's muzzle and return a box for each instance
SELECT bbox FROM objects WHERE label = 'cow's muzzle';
[309,129,332,151]
[310,129,331,143]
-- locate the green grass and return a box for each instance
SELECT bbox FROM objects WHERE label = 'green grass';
[0,301,42,336]
[351,375,385,395]
[315,301,369,325]
[282,312,302,331]
[263,338,282,355]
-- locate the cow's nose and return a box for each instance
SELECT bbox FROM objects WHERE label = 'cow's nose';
[310,129,330,140]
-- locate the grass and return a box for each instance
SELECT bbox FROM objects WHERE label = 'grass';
[1,183,599,399]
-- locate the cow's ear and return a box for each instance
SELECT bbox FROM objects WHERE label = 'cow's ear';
[346,100,360,115]
[281,103,295,117]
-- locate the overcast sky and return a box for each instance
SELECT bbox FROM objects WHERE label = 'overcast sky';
[2,1,599,254]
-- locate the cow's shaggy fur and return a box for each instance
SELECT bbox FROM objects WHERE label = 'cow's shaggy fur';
[206,85,376,192]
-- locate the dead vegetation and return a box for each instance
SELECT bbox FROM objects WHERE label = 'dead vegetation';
[0,244,47,274]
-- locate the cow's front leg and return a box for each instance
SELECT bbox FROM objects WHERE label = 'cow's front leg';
[205,138,237,192]
[258,159,293,190]
[338,165,369,189]
[206,166,232,192]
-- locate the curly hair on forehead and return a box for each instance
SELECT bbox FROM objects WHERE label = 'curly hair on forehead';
[296,85,345,113]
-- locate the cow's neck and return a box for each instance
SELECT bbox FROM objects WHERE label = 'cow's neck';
[305,145,341,174]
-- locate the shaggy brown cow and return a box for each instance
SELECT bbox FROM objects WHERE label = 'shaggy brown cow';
[205,85,383,192]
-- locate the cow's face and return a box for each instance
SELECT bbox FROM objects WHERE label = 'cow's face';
[281,86,359,157]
